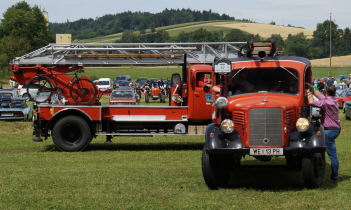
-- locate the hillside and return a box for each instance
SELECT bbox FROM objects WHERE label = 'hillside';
[78,20,314,43]
[311,55,351,67]
[50,9,236,40]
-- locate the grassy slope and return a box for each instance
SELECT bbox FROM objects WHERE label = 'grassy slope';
[0,67,351,209]
[312,55,351,67]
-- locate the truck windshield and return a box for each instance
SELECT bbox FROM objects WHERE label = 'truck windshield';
[228,67,299,96]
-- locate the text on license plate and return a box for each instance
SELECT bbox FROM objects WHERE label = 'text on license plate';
[249,148,284,156]
[1,113,14,117]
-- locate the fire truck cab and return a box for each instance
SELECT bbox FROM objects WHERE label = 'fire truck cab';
[202,42,326,189]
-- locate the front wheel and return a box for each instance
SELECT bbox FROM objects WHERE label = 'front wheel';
[201,149,231,190]
[302,153,325,188]
[52,116,92,152]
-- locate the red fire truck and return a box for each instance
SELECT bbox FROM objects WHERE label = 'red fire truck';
[201,42,326,189]
[10,42,244,152]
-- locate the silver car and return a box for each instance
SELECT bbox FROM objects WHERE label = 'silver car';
[0,89,32,121]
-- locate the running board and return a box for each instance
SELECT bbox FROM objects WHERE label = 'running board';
[96,132,204,137]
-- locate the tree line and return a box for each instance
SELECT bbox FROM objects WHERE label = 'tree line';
[50,8,241,40]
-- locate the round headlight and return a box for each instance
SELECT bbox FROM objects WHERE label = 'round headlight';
[214,97,228,109]
[220,119,234,133]
[296,118,310,132]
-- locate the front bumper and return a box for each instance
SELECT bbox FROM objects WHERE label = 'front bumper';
[204,123,326,156]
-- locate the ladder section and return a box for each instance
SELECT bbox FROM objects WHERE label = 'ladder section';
[12,42,246,66]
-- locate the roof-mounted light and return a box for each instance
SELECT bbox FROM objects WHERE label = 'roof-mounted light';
[247,41,276,58]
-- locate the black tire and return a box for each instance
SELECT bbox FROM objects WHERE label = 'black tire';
[69,78,97,105]
[26,76,54,103]
[201,149,231,189]
[285,155,302,170]
[302,153,325,188]
[145,94,150,103]
[52,116,92,152]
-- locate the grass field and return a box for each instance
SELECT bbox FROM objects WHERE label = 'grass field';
[78,20,314,43]
[0,67,351,209]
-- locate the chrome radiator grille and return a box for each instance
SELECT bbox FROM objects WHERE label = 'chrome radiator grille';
[249,108,282,146]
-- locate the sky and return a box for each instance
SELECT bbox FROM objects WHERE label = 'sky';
[0,0,350,30]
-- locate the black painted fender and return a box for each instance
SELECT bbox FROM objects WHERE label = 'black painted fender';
[204,123,243,153]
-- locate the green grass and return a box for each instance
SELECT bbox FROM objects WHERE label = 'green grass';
[1,67,351,209]
[313,67,351,78]
[83,66,181,81]
[0,114,350,209]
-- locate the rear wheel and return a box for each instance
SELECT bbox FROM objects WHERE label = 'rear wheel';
[302,153,325,188]
[52,116,92,152]
[202,149,232,189]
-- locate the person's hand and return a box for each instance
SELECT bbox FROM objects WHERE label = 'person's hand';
[305,83,314,91]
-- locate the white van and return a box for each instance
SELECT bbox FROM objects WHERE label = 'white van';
[96,78,113,93]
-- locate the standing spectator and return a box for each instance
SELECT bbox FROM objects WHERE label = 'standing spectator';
[306,85,341,181]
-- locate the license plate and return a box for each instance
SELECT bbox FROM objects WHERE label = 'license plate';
[1,113,14,117]
[249,148,284,156]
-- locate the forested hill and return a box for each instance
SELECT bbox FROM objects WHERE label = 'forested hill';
[49,9,244,40]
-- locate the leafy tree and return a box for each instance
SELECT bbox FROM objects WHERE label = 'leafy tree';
[0,1,51,59]
[268,34,284,50]
[312,20,344,58]
[224,29,261,42]
[0,1,51,76]
[284,33,311,57]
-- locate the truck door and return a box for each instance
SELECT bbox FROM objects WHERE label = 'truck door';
[191,72,213,120]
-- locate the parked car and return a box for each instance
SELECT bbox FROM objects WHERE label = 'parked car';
[0,89,32,120]
[96,78,113,93]
[335,83,348,96]
[16,84,40,101]
[336,89,351,109]
[344,100,351,120]
[114,75,131,87]
[135,77,148,87]
[115,80,133,88]
[109,87,138,105]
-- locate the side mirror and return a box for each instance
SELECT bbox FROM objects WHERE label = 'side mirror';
[203,86,210,93]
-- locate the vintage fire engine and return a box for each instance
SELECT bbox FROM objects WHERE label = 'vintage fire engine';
[201,42,326,189]
[10,42,244,152]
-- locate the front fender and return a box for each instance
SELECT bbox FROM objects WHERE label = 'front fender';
[204,123,245,154]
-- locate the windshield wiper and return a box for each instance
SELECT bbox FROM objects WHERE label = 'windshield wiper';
[280,66,298,80]
[231,67,246,80]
